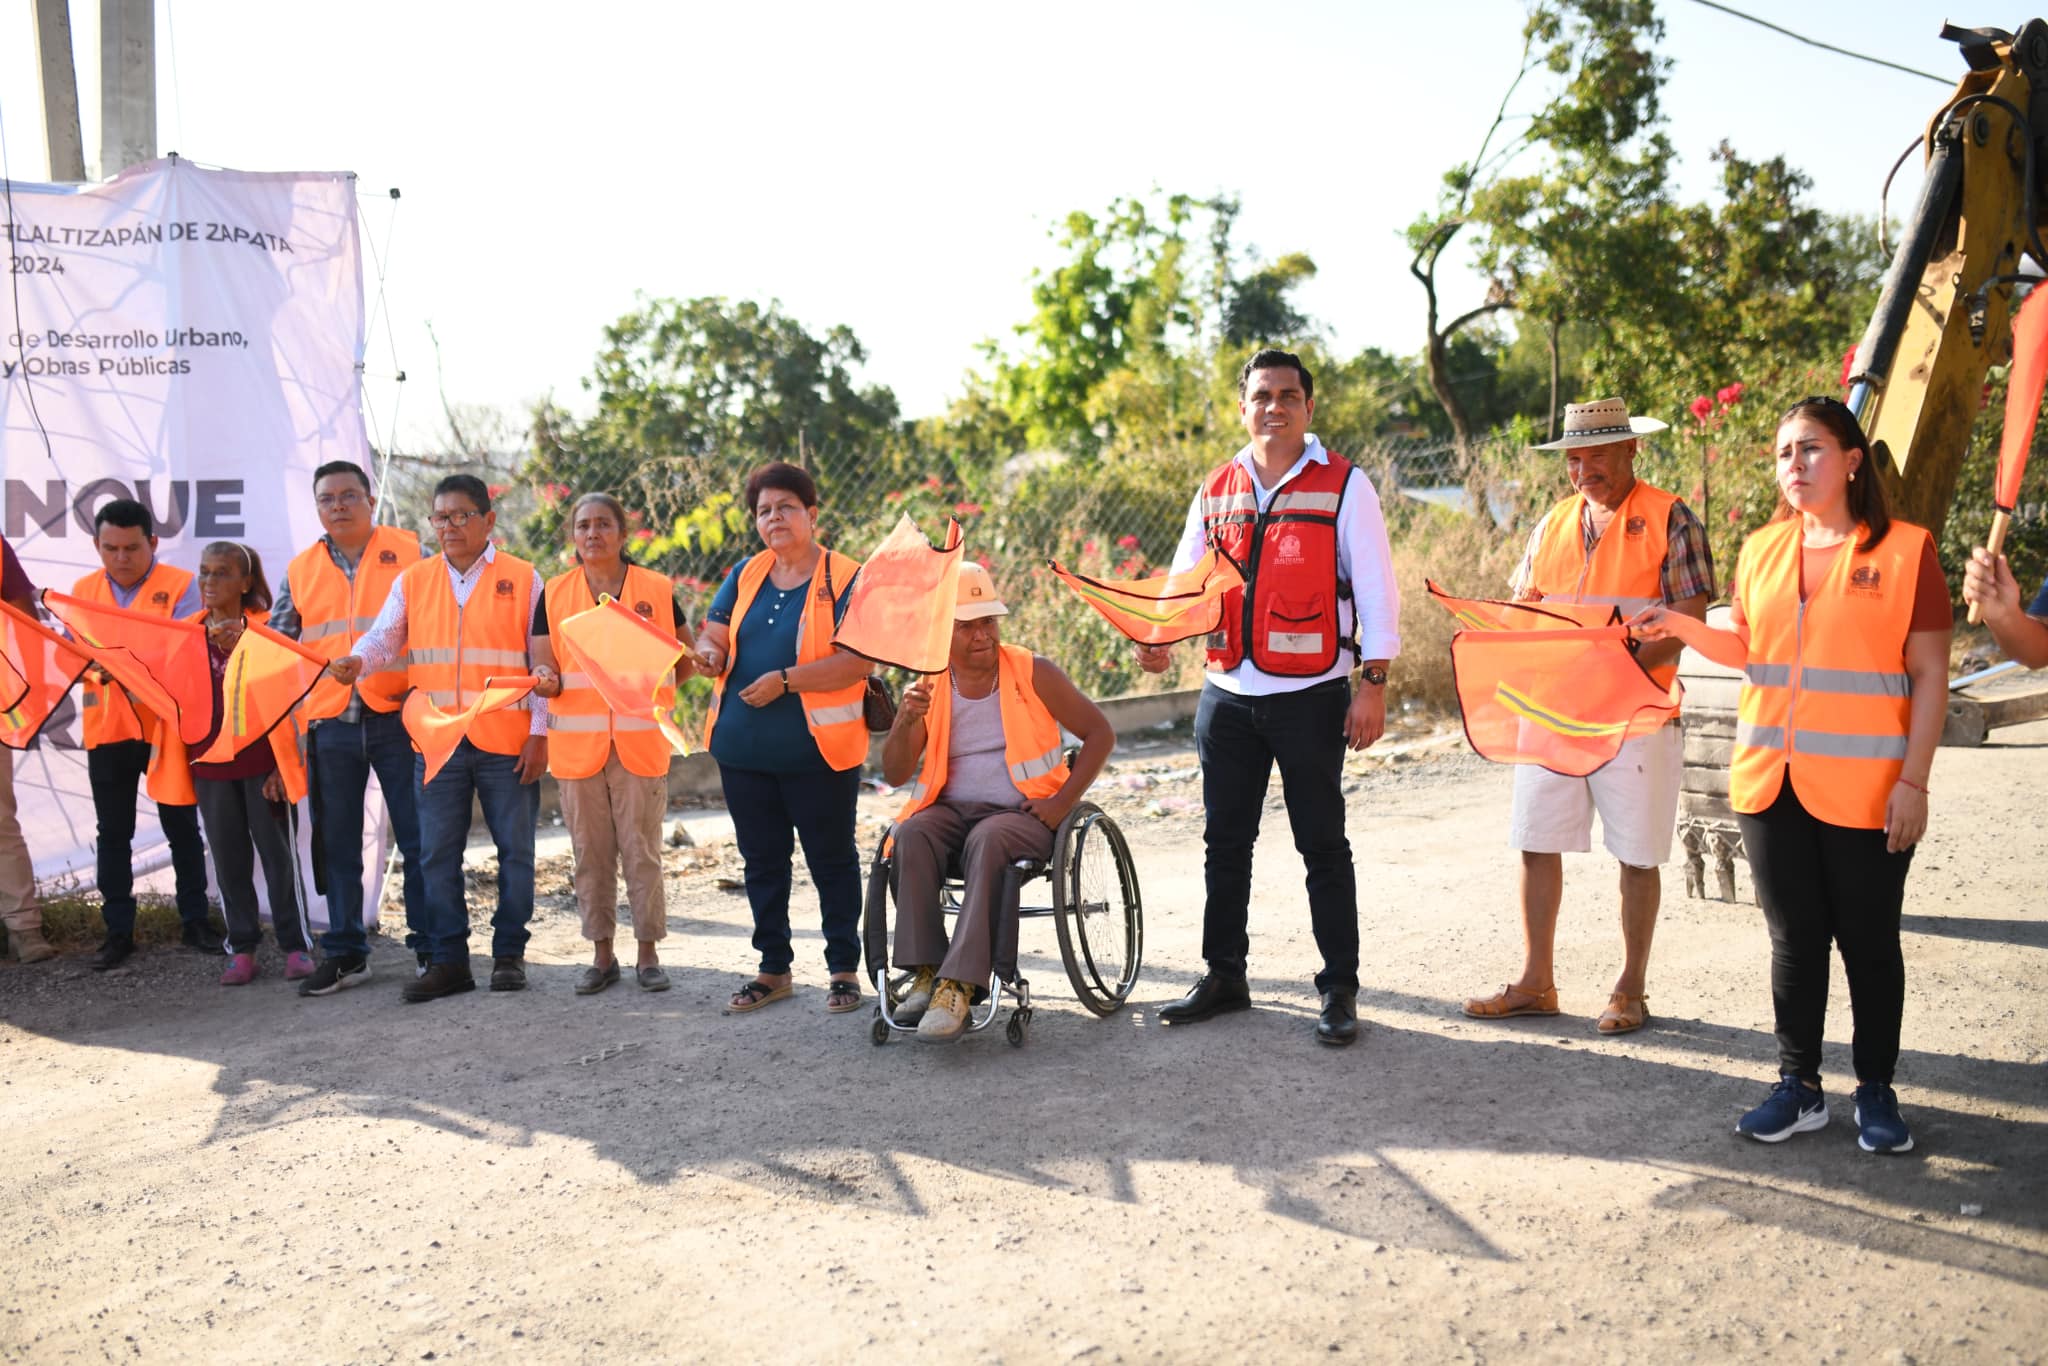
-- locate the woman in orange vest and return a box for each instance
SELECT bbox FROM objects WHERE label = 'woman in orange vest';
[693,463,873,1016]
[176,543,315,986]
[531,492,695,994]
[1633,397,1950,1155]
[880,564,1113,1042]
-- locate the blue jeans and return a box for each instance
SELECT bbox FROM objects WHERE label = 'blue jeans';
[1195,679,1360,993]
[311,709,426,961]
[719,762,863,975]
[88,738,210,937]
[414,740,535,964]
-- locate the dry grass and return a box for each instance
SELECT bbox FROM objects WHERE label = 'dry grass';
[4,895,217,951]
[1385,505,1531,714]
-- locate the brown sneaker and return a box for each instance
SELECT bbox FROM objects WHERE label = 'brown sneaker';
[1461,982,1560,1019]
[916,979,973,1043]
[8,927,56,964]
[402,961,476,1003]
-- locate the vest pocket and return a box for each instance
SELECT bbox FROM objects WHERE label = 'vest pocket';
[1265,595,1328,655]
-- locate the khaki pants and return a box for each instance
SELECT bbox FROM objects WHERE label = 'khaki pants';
[891,800,1054,986]
[0,746,43,935]
[559,749,669,943]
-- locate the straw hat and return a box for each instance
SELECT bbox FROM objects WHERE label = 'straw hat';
[1532,398,1669,451]
[954,562,1008,621]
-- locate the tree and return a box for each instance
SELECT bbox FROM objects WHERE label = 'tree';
[1407,0,1670,466]
[522,295,903,558]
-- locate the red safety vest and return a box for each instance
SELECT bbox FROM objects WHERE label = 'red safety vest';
[1200,452,1354,675]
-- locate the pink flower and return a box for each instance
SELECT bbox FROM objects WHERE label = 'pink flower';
[921,474,944,492]
[1727,505,1741,524]
[538,482,572,505]
[1115,557,1142,575]
[1116,533,1140,549]
[632,529,654,543]
[1840,347,1858,389]
[1083,540,1098,556]
[974,553,993,570]
[1716,382,1745,408]
[954,501,984,517]
[487,483,509,499]
[1688,395,1714,422]
[1705,446,1720,465]
[885,490,905,504]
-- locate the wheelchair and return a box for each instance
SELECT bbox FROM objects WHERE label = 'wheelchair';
[861,800,1143,1046]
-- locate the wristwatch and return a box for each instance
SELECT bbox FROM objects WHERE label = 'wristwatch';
[1359,665,1389,687]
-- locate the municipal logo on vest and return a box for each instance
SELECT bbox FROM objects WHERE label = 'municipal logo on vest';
[1272,532,1305,565]
[494,577,515,598]
[633,599,654,618]
[378,549,399,565]
[150,590,169,606]
[1847,565,1883,597]
[1625,515,1647,538]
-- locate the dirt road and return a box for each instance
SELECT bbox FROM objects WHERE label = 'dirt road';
[2,719,2042,1363]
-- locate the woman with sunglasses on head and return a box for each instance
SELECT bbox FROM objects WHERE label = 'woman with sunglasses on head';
[1632,397,1951,1155]
[694,463,873,1017]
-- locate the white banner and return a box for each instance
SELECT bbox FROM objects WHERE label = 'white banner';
[3,158,383,931]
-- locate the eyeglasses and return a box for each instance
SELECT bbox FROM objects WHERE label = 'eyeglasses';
[316,491,366,510]
[428,511,481,529]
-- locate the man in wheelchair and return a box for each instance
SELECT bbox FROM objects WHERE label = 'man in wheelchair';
[879,564,1115,1041]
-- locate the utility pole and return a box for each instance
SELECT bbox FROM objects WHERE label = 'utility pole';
[97,0,156,179]
[31,0,87,181]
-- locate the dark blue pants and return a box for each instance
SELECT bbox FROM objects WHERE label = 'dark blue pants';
[1195,679,1360,993]
[88,738,209,937]
[719,762,863,975]
[414,740,535,964]
[312,709,427,961]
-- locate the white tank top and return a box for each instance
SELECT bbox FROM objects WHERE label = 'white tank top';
[938,679,1023,807]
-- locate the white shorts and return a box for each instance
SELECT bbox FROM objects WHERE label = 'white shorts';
[1508,722,1682,868]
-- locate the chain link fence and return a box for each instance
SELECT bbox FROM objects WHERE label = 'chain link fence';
[374,429,1510,739]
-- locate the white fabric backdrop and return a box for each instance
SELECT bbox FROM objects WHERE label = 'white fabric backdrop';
[3,158,387,930]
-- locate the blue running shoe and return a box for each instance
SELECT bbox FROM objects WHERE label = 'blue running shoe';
[1852,1083,1915,1154]
[1737,1074,1829,1142]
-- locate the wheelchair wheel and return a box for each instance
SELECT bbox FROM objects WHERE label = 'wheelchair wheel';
[1051,802,1142,1016]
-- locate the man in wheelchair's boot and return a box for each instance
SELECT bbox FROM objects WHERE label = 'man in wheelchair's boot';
[879,565,1115,1042]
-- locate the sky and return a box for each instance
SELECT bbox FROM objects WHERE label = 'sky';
[0,0,1968,452]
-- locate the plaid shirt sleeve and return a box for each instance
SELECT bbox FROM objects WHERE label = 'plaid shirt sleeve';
[1507,511,1550,599]
[1661,500,1716,603]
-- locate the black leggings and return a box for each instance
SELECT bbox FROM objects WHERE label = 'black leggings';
[1736,780,1912,1086]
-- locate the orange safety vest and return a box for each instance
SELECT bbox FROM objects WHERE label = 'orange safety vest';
[701,549,868,771]
[893,643,1069,825]
[72,560,195,748]
[1200,452,1355,675]
[1730,519,1929,829]
[544,564,680,780]
[144,608,309,806]
[401,551,538,758]
[1528,480,1681,691]
[288,525,421,720]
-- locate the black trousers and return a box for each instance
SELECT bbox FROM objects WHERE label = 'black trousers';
[718,762,863,975]
[87,738,209,937]
[1195,678,1359,993]
[1736,781,1912,1086]
[194,774,309,956]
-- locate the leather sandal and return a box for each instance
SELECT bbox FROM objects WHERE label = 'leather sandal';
[1596,992,1648,1034]
[1461,983,1560,1019]
[724,978,793,1014]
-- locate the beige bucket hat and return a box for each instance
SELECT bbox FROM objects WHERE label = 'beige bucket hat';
[1533,398,1669,450]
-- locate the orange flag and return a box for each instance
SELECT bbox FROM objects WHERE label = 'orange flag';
[42,590,215,746]
[832,514,964,673]
[402,675,538,785]
[555,596,692,755]
[1996,285,2048,512]
[197,621,329,764]
[1430,581,1679,777]
[1049,549,1246,645]
[0,601,91,748]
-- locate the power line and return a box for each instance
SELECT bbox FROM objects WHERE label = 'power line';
[1685,0,1952,86]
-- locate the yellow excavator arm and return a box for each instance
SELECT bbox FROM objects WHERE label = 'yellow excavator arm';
[1850,20,2048,536]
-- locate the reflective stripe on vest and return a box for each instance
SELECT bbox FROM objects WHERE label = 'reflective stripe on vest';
[700,549,868,771]
[1200,452,1354,677]
[1728,519,1927,829]
[1008,744,1065,785]
[542,564,683,780]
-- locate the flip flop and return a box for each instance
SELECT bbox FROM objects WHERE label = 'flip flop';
[725,979,793,1014]
[824,979,863,1014]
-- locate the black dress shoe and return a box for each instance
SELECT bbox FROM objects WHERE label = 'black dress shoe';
[402,961,476,1002]
[90,935,135,972]
[1316,990,1359,1047]
[1158,972,1251,1024]
[489,957,527,992]
[179,922,220,953]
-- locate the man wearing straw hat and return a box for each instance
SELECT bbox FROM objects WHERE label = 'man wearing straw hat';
[1461,398,1712,1036]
